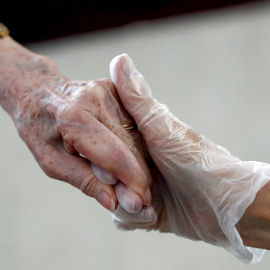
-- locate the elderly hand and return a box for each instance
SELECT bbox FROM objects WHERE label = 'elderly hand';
[0,37,151,212]
[110,54,270,264]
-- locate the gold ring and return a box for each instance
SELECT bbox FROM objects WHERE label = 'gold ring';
[0,23,10,38]
[123,122,137,133]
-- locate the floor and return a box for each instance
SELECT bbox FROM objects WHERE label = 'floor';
[1,1,270,269]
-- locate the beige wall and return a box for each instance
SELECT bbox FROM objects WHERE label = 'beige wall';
[1,2,270,269]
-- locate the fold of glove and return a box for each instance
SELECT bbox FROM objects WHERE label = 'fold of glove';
[109,53,270,264]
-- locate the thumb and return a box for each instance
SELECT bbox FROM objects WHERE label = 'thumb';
[110,54,176,146]
[110,54,156,128]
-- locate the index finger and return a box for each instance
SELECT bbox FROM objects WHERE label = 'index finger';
[60,115,151,206]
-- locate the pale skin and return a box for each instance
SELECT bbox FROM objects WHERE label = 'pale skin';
[0,36,151,212]
[1,35,270,252]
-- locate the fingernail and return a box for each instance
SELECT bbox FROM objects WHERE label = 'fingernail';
[122,58,133,77]
[115,182,143,214]
[97,191,116,212]
[144,188,152,206]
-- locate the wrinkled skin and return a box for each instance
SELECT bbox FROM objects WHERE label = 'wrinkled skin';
[17,77,153,211]
[0,37,151,212]
[2,36,270,261]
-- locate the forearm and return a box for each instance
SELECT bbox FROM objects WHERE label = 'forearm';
[0,36,61,119]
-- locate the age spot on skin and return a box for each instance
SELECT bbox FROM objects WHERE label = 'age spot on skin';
[40,68,50,75]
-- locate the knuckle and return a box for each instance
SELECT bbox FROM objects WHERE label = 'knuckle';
[57,107,90,135]
[90,84,104,99]
[56,103,73,121]
[80,174,97,197]
[60,106,82,122]
[93,79,115,97]
[95,78,114,89]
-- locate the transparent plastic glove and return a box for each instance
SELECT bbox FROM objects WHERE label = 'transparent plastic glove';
[110,54,270,264]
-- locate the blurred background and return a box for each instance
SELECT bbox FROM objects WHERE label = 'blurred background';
[1,0,270,269]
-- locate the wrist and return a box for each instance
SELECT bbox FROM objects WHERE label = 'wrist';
[236,181,270,250]
[0,36,62,119]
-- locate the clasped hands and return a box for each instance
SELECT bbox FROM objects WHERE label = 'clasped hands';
[14,51,270,264]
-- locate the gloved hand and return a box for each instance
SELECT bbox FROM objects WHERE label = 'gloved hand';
[109,54,270,264]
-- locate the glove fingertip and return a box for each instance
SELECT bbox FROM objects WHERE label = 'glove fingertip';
[110,53,130,84]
